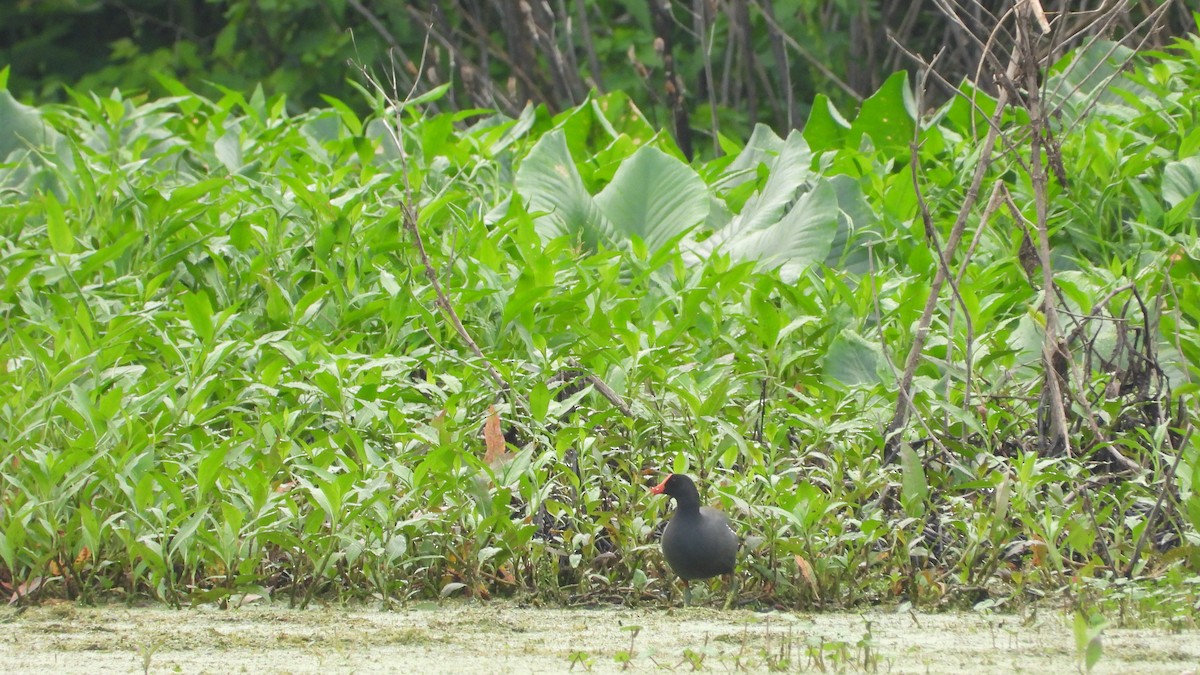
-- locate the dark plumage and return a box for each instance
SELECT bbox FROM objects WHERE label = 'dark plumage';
[650,473,738,606]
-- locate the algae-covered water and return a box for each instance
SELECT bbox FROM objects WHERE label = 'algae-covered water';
[1,602,1197,673]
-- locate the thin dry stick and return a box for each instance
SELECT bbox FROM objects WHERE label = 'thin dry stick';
[407,4,538,110]
[944,0,1170,182]
[1015,8,1073,456]
[999,189,1144,470]
[885,35,1033,198]
[362,32,512,394]
[906,51,977,455]
[759,0,795,129]
[565,359,634,418]
[694,0,721,155]
[554,0,584,98]
[347,0,417,74]
[749,0,863,102]
[937,0,1018,119]
[869,246,952,463]
[884,45,1020,459]
[1125,426,1193,578]
[1044,0,1176,135]
[526,0,581,106]
[572,0,605,90]
[950,183,1009,426]
[400,202,508,393]
[1076,485,1118,572]
[731,0,759,121]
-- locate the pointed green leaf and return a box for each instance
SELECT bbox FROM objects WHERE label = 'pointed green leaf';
[727,131,814,234]
[900,444,928,518]
[701,180,839,281]
[182,291,215,343]
[802,95,851,153]
[44,192,74,254]
[1164,156,1200,212]
[849,71,917,155]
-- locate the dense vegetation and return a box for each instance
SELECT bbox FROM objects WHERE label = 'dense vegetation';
[1,11,1199,623]
[3,0,1196,147]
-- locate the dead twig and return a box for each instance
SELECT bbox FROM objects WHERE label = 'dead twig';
[1125,426,1193,578]
[749,0,862,102]
[549,360,635,419]
[883,39,1018,461]
[358,29,511,394]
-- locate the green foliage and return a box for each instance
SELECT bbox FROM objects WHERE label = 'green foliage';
[1074,611,1107,673]
[7,2,1190,151]
[1,32,1199,611]
[514,107,848,278]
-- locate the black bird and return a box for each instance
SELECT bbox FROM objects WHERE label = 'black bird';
[649,473,738,606]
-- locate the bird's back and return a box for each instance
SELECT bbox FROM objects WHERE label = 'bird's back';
[661,507,738,580]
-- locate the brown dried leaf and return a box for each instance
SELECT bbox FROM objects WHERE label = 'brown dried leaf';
[794,554,822,601]
[483,405,507,465]
[1031,539,1047,567]
[9,576,44,605]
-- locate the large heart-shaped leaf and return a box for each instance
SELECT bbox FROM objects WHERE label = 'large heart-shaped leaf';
[515,129,611,247]
[724,131,815,235]
[694,179,839,281]
[823,329,892,387]
[715,123,787,190]
[1163,156,1200,214]
[593,144,709,252]
[849,70,916,156]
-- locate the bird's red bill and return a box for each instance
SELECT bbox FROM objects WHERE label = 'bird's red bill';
[649,475,672,494]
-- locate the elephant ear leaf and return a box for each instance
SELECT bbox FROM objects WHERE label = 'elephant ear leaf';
[593,145,709,253]
[515,129,611,247]
[692,179,839,281]
[1163,156,1200,216]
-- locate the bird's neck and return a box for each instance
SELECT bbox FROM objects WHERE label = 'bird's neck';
[673,484,702,513]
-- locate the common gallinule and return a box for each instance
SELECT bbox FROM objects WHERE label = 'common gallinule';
[650,473,738,606]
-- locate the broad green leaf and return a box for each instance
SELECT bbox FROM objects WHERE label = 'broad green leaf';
[725,131,814,235]
[0,90,63,159]
[406,82,451,107]
[547,384,595,420]
[516,129,610,247]
[1163,156,1200,212]
[849,71,916,155]
[169,508,210,559]
[320,95,364,136]
[1073,612,1089,654]
[529,381,550,424]
[932,80,998,139]
[80,230,140,277]
[823,330,888,387]
[715,123,786,190]
[802,94,850,154]
[825,174,879,272]
[214,129,242,173]
[698,179,839,281]
[1045,40,1146,122]
[593,145,709,252]
[197,445,231,501]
